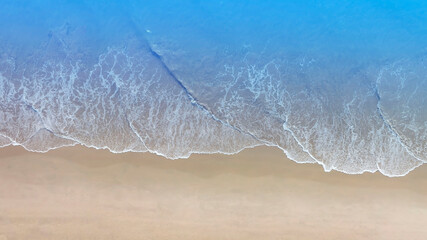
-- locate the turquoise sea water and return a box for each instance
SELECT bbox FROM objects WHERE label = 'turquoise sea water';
[0,0,426,176]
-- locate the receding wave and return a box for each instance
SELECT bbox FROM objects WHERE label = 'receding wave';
[0,1,426,176]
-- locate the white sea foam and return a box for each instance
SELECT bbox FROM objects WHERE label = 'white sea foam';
[143,40,426,176]
[0,27,425,177]
[0,32,260,160]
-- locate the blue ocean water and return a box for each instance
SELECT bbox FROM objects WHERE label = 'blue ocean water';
[0,0,426,176]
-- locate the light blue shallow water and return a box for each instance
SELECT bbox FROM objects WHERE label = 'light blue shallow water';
[0,1,426,176]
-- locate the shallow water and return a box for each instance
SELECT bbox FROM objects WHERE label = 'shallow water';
[0,0,426,176]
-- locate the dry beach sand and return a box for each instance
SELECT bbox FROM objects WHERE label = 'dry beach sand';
[0,145,426,240]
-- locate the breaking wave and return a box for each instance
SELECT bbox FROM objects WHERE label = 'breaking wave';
[0,1,426,176]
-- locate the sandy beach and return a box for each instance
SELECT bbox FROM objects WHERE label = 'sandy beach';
[0,145,426,240]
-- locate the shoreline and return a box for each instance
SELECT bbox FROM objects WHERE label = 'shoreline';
[1,144,424,177]
[0,145,426,239]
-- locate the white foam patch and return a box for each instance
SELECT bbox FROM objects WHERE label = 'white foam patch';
[0,25,425,177]
[145,39,425,176]
[376,58,427,163]
[21,128,77,152]
[0,134,12,148]
[0,32,259,159]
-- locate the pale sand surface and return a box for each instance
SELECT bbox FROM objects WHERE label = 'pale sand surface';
[0,145,426,240]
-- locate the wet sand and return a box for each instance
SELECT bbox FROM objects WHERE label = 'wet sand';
[0,145,426,240]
